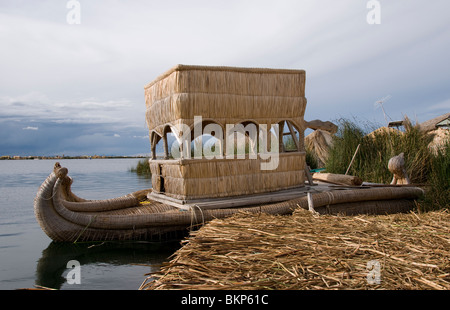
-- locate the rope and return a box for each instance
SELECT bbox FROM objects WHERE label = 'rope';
[42,189,58,201]
[325,191,334,206]
[42,175,58,201]
[195,205,205,226]
[189,205,205,232]
[73,215,96,244]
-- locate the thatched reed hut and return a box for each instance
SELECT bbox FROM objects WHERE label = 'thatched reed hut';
[144,65,308,203]
[419,112,450,133]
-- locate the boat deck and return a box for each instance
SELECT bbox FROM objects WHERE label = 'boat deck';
[148,182,363,210]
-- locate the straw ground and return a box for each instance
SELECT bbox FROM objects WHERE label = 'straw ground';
[141,208,449,290]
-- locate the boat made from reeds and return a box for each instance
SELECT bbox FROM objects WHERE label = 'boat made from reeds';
[33,65,426,242]
[34,162,425,242]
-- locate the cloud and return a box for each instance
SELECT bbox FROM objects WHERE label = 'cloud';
[22,126,39,130]
[426,99,450,113]
[0,120,149,156]
[0,92,143,126]
[0,0,449,155]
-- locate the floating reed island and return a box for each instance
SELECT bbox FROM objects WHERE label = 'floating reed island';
[141,208,450,290]
[34,65,428,242]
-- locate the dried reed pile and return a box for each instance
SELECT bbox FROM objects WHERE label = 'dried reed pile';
[141,209,450,290]
[428,128,449,155]
[304,129,334,168]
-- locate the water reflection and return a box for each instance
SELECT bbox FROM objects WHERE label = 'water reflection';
[35,240,182,289]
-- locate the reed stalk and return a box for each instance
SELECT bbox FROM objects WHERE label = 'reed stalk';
[325,118,449,210]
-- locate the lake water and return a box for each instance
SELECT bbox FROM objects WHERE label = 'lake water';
[0,158,182,290]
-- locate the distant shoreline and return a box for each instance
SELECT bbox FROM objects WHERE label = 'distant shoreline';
[0,155,149,160]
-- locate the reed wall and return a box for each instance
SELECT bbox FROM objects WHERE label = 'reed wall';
[150,152,306,200]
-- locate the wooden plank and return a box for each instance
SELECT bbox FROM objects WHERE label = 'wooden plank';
[151,134,157,159]
[148,182,370,211]
[313,172,363,186]
[305,165,316,186]
[345,144,360,175]
[286,121,300,151]
[279,121,286,153]
[149,187,311,210]
[305,119,338,134]
[163,136,169,159]
[147,183,363,210]
[148,192,189,210]
[189,190,305,210]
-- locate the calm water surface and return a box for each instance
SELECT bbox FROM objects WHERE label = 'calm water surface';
[0,159,182,290]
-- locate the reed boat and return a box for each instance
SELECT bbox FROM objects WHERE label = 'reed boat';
[34,65,425,242]
[34,162,424,242]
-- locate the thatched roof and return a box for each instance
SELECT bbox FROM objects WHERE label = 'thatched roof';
[144,65,307,138]
[419,112,450,132]
[304,129,334,167]
[366,126,403,138]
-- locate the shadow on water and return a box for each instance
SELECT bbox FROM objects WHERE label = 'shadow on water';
[35,240,183,290]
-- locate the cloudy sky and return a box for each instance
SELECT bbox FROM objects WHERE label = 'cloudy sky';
[1,0,449,156]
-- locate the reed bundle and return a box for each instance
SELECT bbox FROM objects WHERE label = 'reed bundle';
[141,209,450,290]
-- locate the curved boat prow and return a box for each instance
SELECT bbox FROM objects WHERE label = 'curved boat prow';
[33,163,177,242]
[34,163,425,242]
[34,163,65,241]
